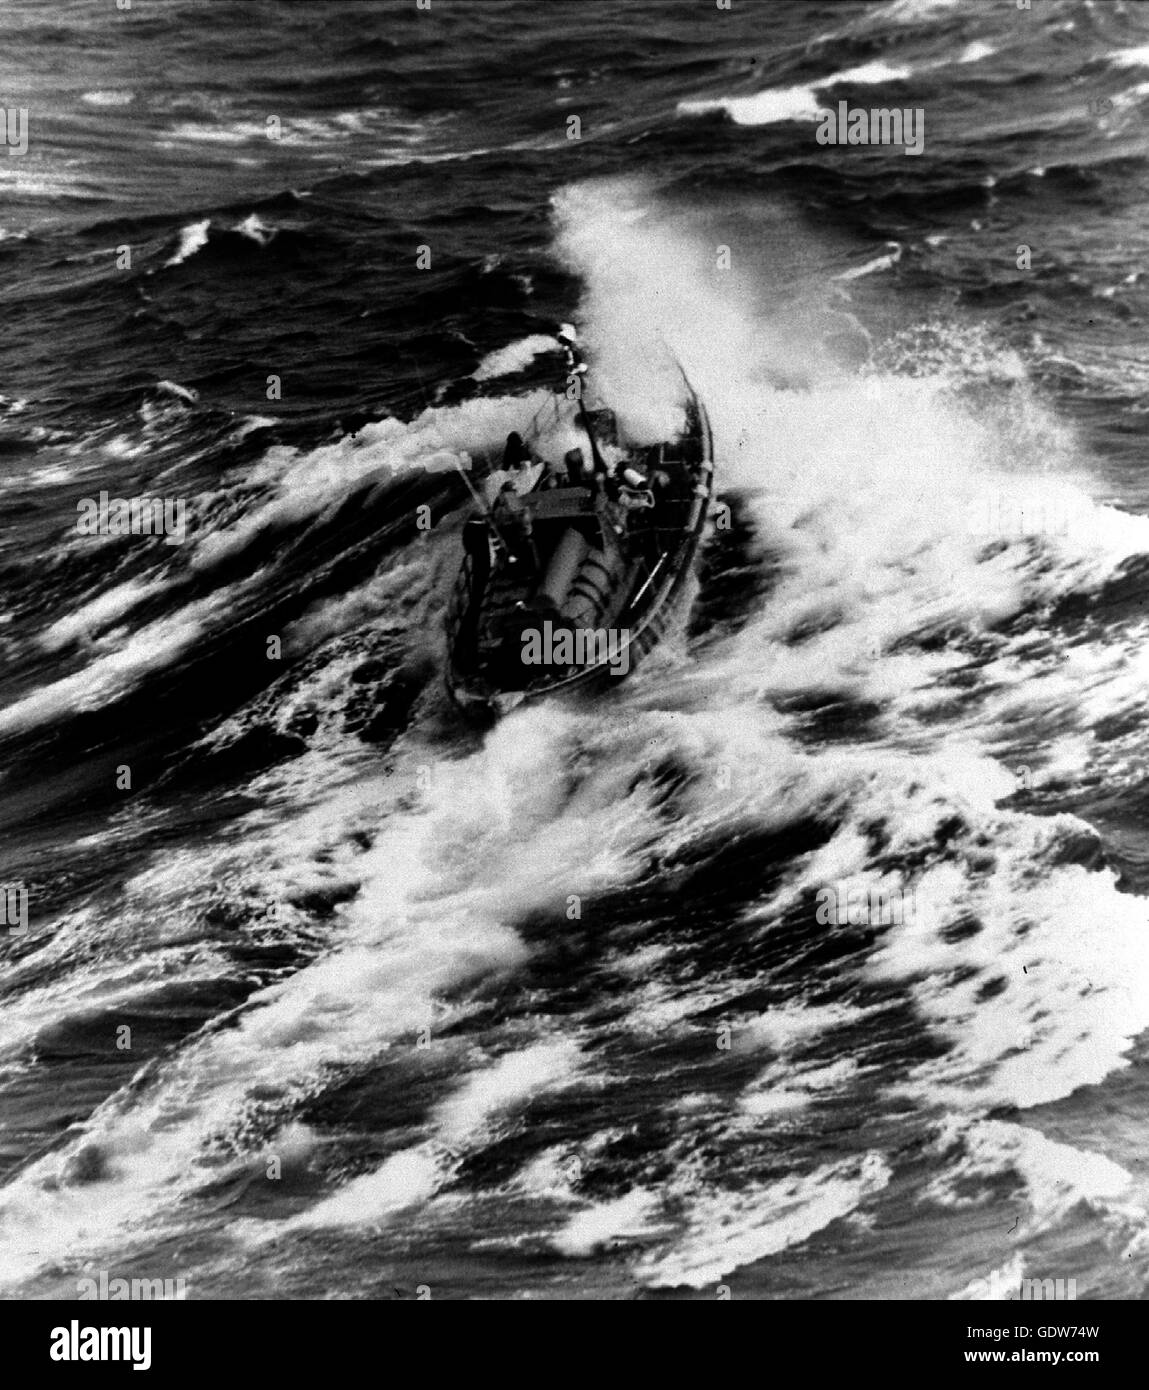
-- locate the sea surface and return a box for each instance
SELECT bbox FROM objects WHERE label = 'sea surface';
[2,0,1149,1300]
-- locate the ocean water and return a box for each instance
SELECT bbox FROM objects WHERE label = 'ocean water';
[2,0,1149,1300]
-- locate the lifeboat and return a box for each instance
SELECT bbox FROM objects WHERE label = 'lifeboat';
[444,336,714,718]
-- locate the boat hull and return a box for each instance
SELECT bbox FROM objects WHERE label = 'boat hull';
[445,383,714,720]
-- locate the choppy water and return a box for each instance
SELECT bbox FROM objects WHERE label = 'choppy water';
[2,0,1149,1300]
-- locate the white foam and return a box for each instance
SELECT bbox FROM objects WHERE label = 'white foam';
[165,218,211,267]
[293,1149,443,1228]
[875,0,961,21]
[292,1041,583,1231]
[0,590,235,738]
[927,1118,1130,1224]
[1110,44,1149,69]
[0,708,638,1277]
[437,1042,581,1144]
[0,928,228,1074]
[81,90,135,107]
[234,212,275,246]
[635,1152,891,1288]
[679,84,825,126]
[164,109,436,152]
[38,577,170,652]
[951,1254,1026,1301]
[549,177,1149,1131]
[833,60,916,85]
[929,1117,1141,1282]
[958,41,998,64]
[677,60,913,128]
[739,1059,860,1116]
[190,393,550,571]
[553,1191,667,1256]
[155,379,199,403]
[835,243,903,280]
[472,335,560,382]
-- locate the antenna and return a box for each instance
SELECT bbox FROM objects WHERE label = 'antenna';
[557,325,608,475]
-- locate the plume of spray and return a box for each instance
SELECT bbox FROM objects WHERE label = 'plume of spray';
[550,178,871,457]
[547,175,1149,795]
[551,178,795,451]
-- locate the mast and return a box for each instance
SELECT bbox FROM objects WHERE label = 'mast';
[557,324,607,475]
[577,395,607,475]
